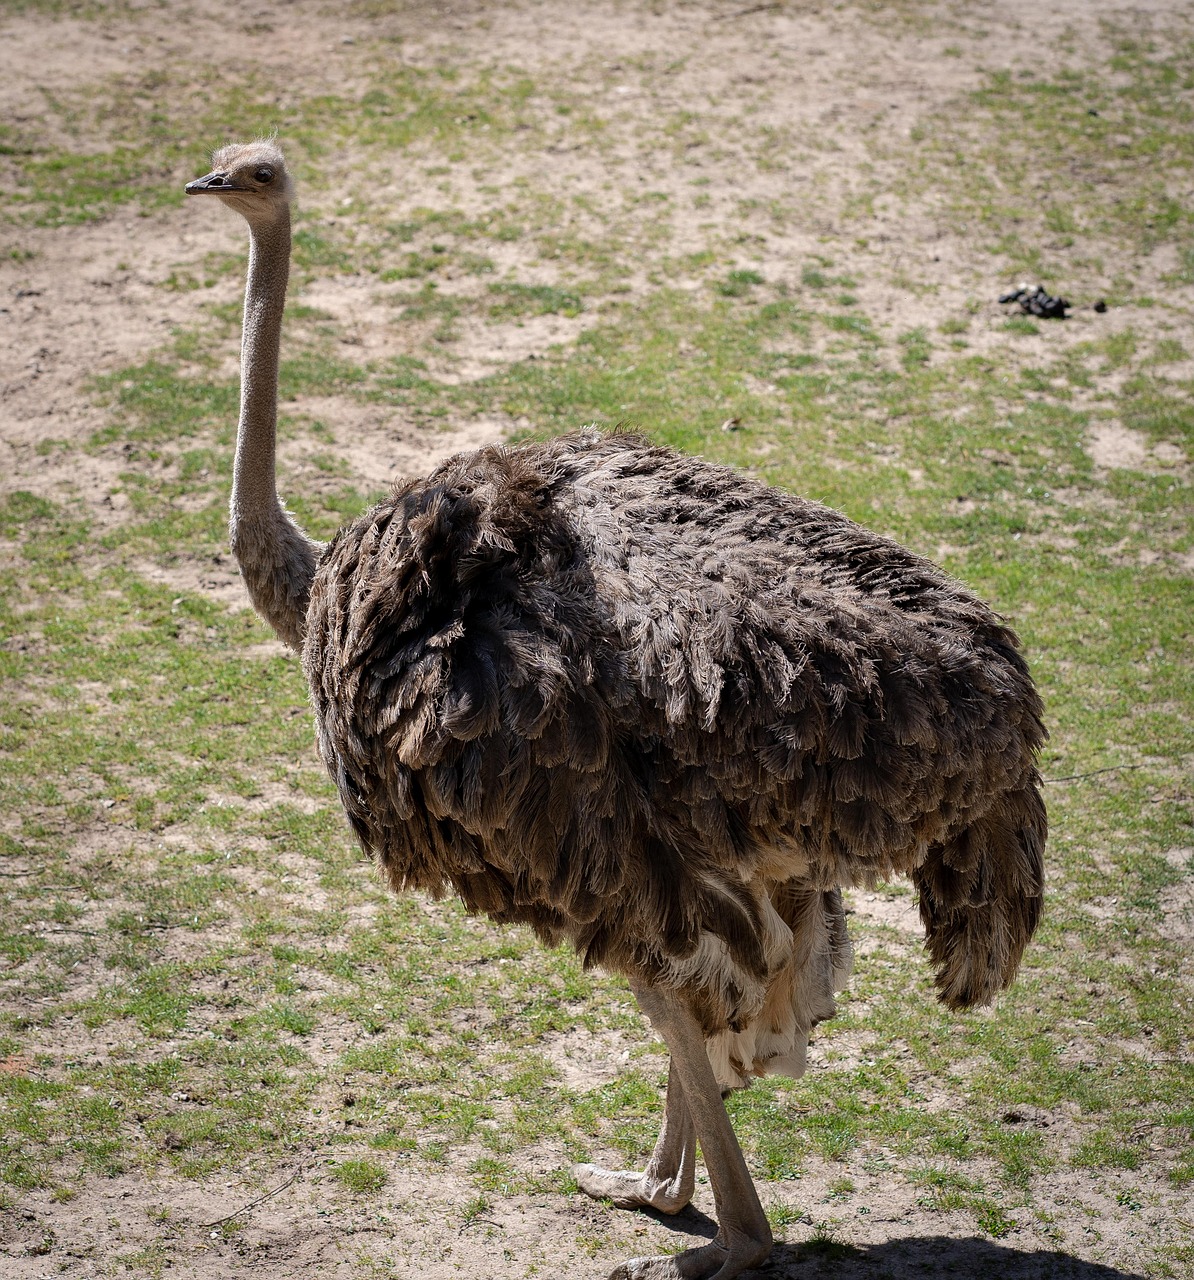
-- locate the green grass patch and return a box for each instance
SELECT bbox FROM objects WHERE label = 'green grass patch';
[333,1158,388,1194]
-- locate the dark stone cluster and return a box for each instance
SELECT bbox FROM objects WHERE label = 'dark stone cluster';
[998,284,1070,318]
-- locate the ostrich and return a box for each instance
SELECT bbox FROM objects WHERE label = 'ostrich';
[187,141,1046,1280]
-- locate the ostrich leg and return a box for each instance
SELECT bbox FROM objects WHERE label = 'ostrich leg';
[606,985,772,1280]
[574,1058,696,1213]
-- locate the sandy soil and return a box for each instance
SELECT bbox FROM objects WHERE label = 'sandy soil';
[2,0,1189,535]
[1,2,1190,1279]
[1,1159,1172,1280]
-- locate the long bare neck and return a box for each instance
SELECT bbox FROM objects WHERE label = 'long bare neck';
[229,208,323,651]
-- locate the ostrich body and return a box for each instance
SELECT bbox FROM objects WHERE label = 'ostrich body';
[189,143,1046,1280]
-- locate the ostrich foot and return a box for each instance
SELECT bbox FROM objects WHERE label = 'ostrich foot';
[576,1058,696,1214]
[608,1235,769,1280]
[573,1161,692,1214]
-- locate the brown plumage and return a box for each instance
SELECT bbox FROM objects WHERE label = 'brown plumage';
[189,142,1046,1280]
[304,433,1045,1070]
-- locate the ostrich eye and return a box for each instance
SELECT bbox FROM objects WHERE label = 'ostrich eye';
[254,167,275,184]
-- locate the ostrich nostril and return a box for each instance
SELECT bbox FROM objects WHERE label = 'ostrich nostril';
[186,170,238,195]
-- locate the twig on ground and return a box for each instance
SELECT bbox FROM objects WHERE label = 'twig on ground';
[1042,764,1145,784]
[459,1217,502,1235]
[198,1169,302,1230]
[713,3,781,20]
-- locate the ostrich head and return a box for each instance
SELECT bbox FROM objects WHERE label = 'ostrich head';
[185,140,293,221]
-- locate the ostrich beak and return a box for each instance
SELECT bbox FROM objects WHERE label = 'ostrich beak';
[185,170,248,195]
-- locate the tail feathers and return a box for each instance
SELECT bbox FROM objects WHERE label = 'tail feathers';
[914,782,1046,1010]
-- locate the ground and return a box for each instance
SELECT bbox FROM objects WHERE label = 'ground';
[0,1,1191,1278]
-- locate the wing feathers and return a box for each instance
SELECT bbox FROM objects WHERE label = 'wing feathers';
[303,432,1046,1033]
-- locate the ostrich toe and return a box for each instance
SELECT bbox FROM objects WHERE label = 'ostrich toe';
[608,1235,767,1280]
[573,1161,692,1214]
[576,1060,696,1213]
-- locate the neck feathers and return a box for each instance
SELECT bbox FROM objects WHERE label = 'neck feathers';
[229,209,323,652]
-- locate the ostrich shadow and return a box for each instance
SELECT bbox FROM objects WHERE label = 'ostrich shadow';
[638,1208,1147,1279]
[756,1237,1150,1279]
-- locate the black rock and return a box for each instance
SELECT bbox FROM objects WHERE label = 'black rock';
[999,284,1069,319]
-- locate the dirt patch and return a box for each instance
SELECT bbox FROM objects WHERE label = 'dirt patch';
[847,889,922,935]
[132,552,250,609]
[0,1166,665,1280]
[0,212,238,521]
[1084,424,1189,490]
[1087,425,1150,470]
[538,1026,637,1090]
[4,1142,1189,1280]
[1159,879,1194,944]
[281,405,510,494]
